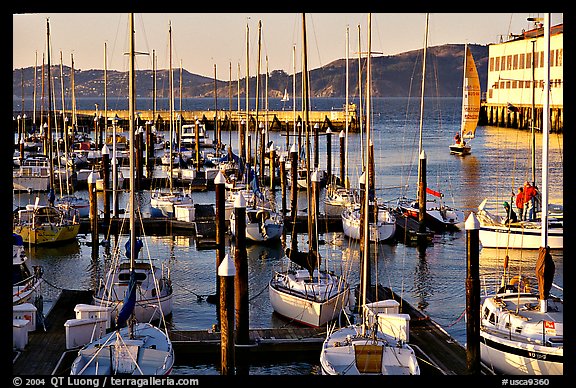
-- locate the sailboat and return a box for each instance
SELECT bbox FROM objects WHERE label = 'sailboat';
[396,14,465,232]
[70,14,174,376]
[281,88,289,103]
[478,16,563,375]
[320,15,420,375]
[13,233,43,305]
[229,169,284,242]
[13,19,80,246]
[269,14,350,328]
[150,21,193,218]
[449,44,481,156]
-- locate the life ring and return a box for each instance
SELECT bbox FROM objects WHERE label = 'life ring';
[509,275,531,293]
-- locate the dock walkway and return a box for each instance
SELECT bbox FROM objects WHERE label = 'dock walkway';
[13,286,493,376]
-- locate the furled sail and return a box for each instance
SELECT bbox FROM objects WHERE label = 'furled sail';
[461,46,480,139]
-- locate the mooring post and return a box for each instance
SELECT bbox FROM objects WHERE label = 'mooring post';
[101,144,110,225]
[88,171,98,256]
[215,171,227,303]
[418,149,427,233]
[218,253,236,376]
[465,213,481,374]
[233,194,249,345]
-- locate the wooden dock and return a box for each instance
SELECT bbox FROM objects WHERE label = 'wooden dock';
[13,286,493,376]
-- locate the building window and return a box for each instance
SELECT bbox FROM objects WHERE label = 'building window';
[534,52,539,68]
[519,53,525,69]
[539,51,544,67]
[495,56,501,71]
[513,54,518,70]
[490,57,494,71]
[557,49,563,66]
[512,80,517,88]
[550,50,555,67]
[506,81,511,89]
[525,80,531,88]
[501,56,506,70]
[500,81,505,89]
[507,55,512,70]
[526,52,532,68]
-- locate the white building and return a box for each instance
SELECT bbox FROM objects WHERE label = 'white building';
[483,22,563,131]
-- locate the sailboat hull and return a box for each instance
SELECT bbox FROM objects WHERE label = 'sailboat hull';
[449,143,471,155]
[479,224,563,249]
[480,332,563,375]
[268,270,350,327]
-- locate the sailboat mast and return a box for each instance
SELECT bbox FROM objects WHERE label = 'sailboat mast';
[128,13,136,273]
[302,13,314,252]
[46,18,54,190]
[344,26,349,185]
[417,13,429,199]
[541,13,550,248]
[168,21,174,193]
[361,13,372,335]
[460,43,468,139]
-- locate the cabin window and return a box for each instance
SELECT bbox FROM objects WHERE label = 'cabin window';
[482,307,490,320]
[118,272,147,281]
[488,312,496,325]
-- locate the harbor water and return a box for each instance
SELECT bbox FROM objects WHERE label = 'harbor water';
[12,97,564,375]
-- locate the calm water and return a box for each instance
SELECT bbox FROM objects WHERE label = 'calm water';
[12,97,564,375]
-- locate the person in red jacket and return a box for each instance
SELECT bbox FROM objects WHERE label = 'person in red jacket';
[523,181,538,221]
[515,187,524,221]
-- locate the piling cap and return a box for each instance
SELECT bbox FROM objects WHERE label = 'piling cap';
[218,254,236,277]
[326,127,332,134]
[214,171,227,185]
[234,193,246,208]
[290,143,297,153]
[311,170,319,182]
[339,130,345,138]
[419,149,426,159]
[465,212,480,230]
[88,171,97,184]
[101,144,110,155]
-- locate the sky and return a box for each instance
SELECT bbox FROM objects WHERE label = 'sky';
[13,13,564,79]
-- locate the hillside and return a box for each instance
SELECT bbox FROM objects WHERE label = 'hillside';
[12,44,488,99]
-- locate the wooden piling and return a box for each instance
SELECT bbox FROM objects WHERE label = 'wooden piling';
[339,130,345,187]
[218,254,236,375]
[88,172,98,251]
[326,127,332,183]
[233,195,249,346]
[101,145,110,224]
[215,172,226,303]
[418,150,427,233]
[465,213,481,374]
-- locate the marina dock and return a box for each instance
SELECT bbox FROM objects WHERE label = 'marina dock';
[13,286,493,376]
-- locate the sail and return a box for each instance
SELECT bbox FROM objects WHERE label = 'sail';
[281,88,289,102]
[461,46,480,139]
[116,270,137,328]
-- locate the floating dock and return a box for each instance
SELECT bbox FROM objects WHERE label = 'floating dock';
[13,285,494,375]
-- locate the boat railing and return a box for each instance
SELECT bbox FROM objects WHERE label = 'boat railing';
[479,272,563,300]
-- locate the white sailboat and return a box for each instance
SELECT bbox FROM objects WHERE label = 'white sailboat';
[479,15,563,375]
[269,14,350,328]
[13,233,43,305]
[281,88,289,102]
[449,43,481,156]
[320,15,420,375]
[70,14,174,376]
[150,22,193,218]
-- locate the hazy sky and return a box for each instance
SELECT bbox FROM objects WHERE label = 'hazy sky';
[13,13,563,79]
